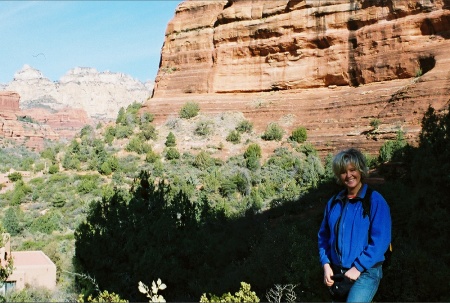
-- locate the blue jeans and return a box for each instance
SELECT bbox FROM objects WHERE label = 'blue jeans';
[346,263,383,302]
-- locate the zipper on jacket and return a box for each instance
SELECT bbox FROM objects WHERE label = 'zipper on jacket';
[334,199,346,267]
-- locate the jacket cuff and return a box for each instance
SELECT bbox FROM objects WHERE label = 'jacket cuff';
[353,260,365,272]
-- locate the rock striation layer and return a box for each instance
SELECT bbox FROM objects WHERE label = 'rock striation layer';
[144,0,450,155]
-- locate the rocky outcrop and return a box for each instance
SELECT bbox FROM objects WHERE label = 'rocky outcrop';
[6,65,153,120]
[144,0,450,156]
[0,90,88,150]
[0,91,20,120]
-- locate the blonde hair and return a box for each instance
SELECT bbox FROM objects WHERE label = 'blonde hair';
[332,148,369,185]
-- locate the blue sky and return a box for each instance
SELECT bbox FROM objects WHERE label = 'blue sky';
[0,1,182,84]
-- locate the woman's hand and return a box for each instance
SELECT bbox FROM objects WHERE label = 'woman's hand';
[323,263,334,286]
[345,266,361,281]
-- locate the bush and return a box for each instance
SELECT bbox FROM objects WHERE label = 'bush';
[100,162,112,175]
[7,172,22,182]
[194,151,214,169]
[52,193,66,208]
[48,164,59,174]
[77,175,100,194]
[246,156,260,171]
[195,121,213,137]
[226,130,241,144]
[236,120,253,133]
[298,142,318,157]
[370,118,381,130]
[5,286,52,302]
[379,130,407,163]
[140,112,154,124]
[40,147,57,162]
[165,147,180,160]
[200,282,260,302]
[115,125,134,139]
[262,123,284,141]
[244,143,262,159]
[140,123,158,141]
[29,211,61,234]
[145,150,160,163]
[179,102,200,119]
[126,136,151,154]
[290,126,307,143]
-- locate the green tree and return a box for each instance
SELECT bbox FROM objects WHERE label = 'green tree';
[80,125,94,139]
[3,207,22,235]
[104,126,116,144]
[165,132,176,147]
[410,104,450,188]
[10,181,31,205]
[370,118,381,130]
[116,107,126,125]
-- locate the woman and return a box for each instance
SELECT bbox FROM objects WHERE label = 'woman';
[318,148,391,302]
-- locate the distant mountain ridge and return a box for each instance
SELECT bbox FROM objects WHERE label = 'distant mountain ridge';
[4,64,153,120]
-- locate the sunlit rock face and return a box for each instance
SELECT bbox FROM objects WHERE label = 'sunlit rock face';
[154,0,449,95]
[0,91,20,119]
[143,0,450,155]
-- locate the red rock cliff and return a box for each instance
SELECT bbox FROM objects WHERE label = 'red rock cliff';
[154,0,450,95]
[144,0,450,155]
[0,91,20,119]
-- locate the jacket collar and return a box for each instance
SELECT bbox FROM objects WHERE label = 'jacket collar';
[335,183,368,203]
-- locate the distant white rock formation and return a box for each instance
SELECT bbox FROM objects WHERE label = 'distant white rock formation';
[5,64,154,120]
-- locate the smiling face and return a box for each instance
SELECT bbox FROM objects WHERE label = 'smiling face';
[339,163,362,195]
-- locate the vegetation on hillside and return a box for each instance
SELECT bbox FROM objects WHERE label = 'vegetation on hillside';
[0,101,449,302]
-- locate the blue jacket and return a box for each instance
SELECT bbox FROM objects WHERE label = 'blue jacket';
[318,183,391,272]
